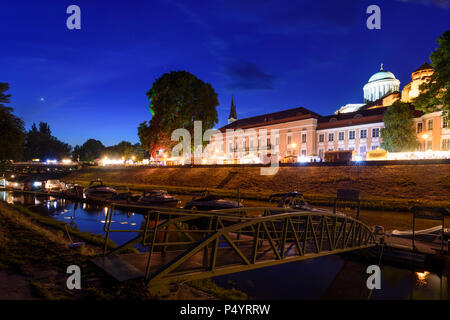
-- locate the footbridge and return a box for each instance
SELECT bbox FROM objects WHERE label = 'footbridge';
[92,205,377,285]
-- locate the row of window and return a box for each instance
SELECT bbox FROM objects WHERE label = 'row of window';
[224,137,450,154]
[319,128,380,143]
[417,118,448,133]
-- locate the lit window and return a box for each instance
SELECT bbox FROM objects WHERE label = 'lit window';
[328,133,334,142]
[442,139,450,151]
[360,129,367,139]
[417,122,423,133]
[372,128,380,138]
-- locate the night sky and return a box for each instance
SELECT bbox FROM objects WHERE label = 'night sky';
[1,0,449,147]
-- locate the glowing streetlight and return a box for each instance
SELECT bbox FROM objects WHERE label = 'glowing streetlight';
[421,133,428,159]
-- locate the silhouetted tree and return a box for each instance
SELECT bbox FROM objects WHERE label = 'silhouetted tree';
[0,83,26,161]
[23,122,72,160]
[73,139,105,162]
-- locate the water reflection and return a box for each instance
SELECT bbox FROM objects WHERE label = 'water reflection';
[0,190,448,300]
[0,190,144,246]
[416,271,430,286]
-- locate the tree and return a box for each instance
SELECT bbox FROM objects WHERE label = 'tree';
[103,141,141,159]
[138,121,172,159]
[23,122,72,160]
[414,30,450,118]
[139,71,219,157]
[73,139,105,162]
[0,83,26,161]
[381,101,420,152]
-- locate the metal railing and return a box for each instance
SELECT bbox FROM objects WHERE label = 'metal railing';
[101,205,377,284]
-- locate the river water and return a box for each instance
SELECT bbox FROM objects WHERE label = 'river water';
[1,190,448,300]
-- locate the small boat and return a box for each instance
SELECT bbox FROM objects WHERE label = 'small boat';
[62,183,84,199]
[135,190,180,208]
[389,226,450,241]
[268,191,342,215]
[84,179,117,202]
[184,190,243,211]
[44,179,66,192]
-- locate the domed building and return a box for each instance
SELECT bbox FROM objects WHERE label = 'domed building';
[363,64,400,102]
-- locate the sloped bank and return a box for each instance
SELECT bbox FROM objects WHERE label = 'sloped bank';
[67,164,450,211]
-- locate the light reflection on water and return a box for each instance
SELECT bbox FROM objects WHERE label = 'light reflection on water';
[0,190,448,300]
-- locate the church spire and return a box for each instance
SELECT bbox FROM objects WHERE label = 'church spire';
[228,96,237,123]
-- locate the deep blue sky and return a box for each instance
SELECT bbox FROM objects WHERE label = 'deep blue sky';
[1,0,449,147]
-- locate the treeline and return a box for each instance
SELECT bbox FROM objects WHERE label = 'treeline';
[0,83,144,163]
[73,139,145,162]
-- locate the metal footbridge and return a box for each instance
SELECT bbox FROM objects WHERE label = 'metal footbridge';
[92,205,377,285]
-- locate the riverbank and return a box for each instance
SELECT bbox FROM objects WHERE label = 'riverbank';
[66,165,450,211]
[0,201,246,300]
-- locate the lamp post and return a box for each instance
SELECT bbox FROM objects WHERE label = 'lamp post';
[421,133,428,159]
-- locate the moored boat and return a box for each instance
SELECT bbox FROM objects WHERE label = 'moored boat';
[84,179,117,202]
[135,190,180,208]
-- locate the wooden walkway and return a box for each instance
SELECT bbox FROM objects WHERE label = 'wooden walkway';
[91,244,287,282]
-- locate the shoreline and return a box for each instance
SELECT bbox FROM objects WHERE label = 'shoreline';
[0,202,246,300]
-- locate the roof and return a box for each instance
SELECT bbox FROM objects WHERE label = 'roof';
[218,102,424,132]
[368,70,397,83]
[317,107,387,130]
[219,106,320,131]
[413,62,433,73]
[228,97,237,120]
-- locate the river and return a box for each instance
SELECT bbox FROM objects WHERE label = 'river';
[1,190,448,300]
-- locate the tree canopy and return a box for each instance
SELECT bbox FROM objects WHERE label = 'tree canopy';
[73,139,105,162]
[73,139,145,162]
[23,122,72,160]
[103,141,145,160]
[414,30,450,117]
[381,101,420,152]
[138,71,219,157]
[0,83,26,161]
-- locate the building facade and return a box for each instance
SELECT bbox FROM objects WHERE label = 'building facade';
[207,63,449,163]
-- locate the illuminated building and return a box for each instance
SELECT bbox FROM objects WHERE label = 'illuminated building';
[208,63,449,163]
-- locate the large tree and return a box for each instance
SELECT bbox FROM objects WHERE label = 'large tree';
[138,71,219,157]
[381,101,420,152]
[23,122,72,160]
[73,139,105,162]
[0,83,26,161]
[414,30,450,118]
[103,141,145,160]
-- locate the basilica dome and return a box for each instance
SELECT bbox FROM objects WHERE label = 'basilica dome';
[368,70,396,83]
[363,65,400,102]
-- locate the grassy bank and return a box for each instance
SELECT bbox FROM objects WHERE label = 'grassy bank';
[0,202,247,300]
[72,179,450,212]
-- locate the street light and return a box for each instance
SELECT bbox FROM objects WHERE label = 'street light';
[421,133,428,159]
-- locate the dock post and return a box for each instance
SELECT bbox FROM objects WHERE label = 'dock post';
[145,212,160,282]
